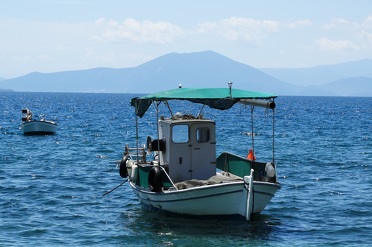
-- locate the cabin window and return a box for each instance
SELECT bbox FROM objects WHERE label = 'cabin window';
[172,125,189,143]
[196,127,210,143]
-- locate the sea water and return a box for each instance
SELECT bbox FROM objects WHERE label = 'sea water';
[0,92,371,246]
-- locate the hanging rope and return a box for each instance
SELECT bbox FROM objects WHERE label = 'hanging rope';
[102,179,128,197]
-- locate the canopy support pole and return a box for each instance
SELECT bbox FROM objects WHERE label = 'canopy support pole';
[164,100,173,117]
[251,106,255,154]
[272,107,275,164]
[198,103,206,118]
[135,105,139,163]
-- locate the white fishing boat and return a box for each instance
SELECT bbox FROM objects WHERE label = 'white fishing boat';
[20,108,57,135]
[119,84,281,220]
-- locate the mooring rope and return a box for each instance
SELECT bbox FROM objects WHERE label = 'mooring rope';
[102,179,128,197]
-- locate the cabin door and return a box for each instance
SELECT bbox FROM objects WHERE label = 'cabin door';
[189,123,216,180]
[168,122,216,182]
[170,124,193,182]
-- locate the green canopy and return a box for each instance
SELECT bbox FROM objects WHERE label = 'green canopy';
[131,88,277,117]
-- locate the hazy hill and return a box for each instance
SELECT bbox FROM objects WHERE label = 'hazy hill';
[260,59,372,96]
[322,76,372,96]
[0,51,295,95]
[260,59,372,86]
[130,51,295,94]
[0,51,371,96]
[0,68,133,93]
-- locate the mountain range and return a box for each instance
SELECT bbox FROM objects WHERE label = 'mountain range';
[0,50,371,96]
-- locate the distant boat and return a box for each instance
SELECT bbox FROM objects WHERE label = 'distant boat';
[118,84,281,221]
[20,108,57,135]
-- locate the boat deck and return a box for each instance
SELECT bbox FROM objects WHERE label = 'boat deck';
[174,173,243,190]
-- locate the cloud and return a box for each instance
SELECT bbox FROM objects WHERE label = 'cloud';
[362,15,372,28]
[318,15,372,51]
[324,16,372,31]
[93,18,183,44]
[361,30,372,43]
[197,17,313,45]
[197,17,280,44]
[323,18,353,30]
[315,38,359,52]
[286,19,312,28]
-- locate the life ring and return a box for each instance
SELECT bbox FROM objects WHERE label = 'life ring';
[148,166,163,192]
[119,156,128,178]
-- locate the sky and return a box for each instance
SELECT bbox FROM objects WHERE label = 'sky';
[1,0,371,78]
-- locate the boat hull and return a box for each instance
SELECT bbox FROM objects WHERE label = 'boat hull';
[130,180,280,217]
[21,121,57,135]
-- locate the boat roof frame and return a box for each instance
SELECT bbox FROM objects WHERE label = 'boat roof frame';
[131,87,277,118]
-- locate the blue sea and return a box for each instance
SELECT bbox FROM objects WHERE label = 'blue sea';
[0,92,371,246]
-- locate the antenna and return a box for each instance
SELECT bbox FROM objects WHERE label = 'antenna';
[228,82,233,97]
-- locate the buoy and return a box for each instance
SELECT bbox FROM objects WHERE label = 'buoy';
[247,149,256,161]
[265,162,276,177]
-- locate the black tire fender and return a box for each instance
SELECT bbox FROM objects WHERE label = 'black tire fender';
[119,156,128,178]
[148,166,163,192]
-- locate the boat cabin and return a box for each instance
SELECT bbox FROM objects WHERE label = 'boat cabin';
[155,115,216,183]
